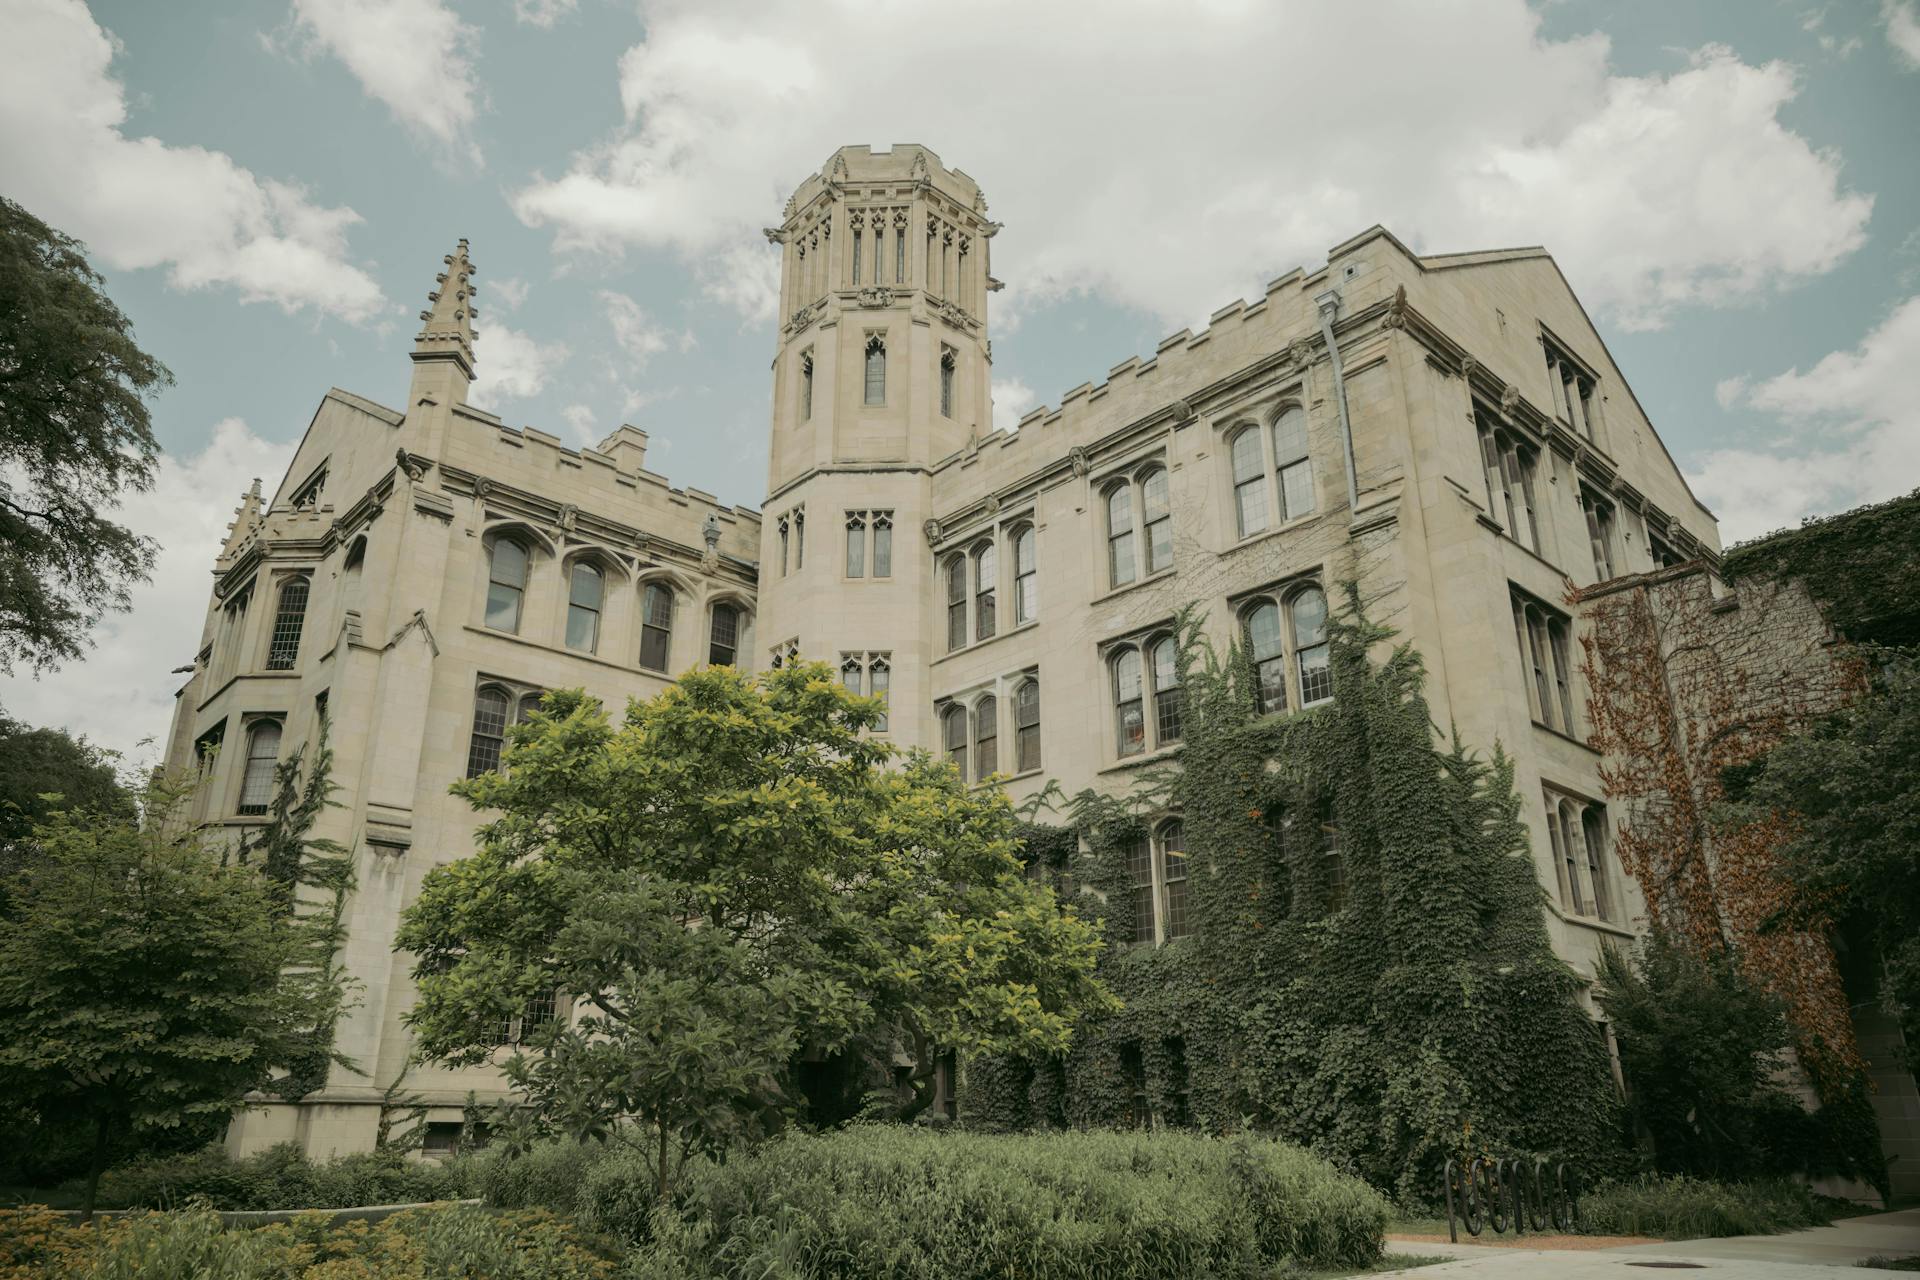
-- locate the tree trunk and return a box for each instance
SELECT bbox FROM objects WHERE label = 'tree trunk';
[82,1115,109,1222]
[655,1112,671,1200]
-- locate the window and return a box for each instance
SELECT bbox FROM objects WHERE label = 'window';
[779,517,790,576]
[1290,586,1332,707]
[1511,588,1578,734]
[973,542,997,640]
[1012,525,1037,624]
[945,555,967,652]
[1141,467,1172,575]
[1476,410,1542,554]
[1272,406,1315,520]
[486,538,528,633]
[1581,488,1617,582]
[1105,484,1136,587]
[851,221,862,284]
[800,350,813,420]
[709,602,740,666]
[1127,835,1155,944]
[640,583,674,672]
[845,512,866,577]
[1540,793,1619,923]
[565,562,603,653]
[218,586,252,680]
[237,719,282,815]
[1549,797,1586,916]
[1160,820,1191,940]
[872,512,892,578]
[1244,600,1286,714]
[1649,531,1684,570]
[1319,809,1348,914]
[974,695,998,779]
[942,703,968,779]
[1151,635,1183,745]
[1544,339,1602,444]
[769,638,799,669]
[340,537,366,622]
[869,656,890,731]
[794,510,804,569]
[467,686,510,778]
[1582,805,1614,922]
[265,576,309,670]
[1014,678,1040,771]
[1231,427,1269,538]
[940,346,956,418]
[1113,647,1146,757]
[290,464,327,508]
[864,334,886,405]
[841,654,863,692]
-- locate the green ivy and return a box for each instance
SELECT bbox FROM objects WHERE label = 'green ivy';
[1723,486,1920,650]
[972,596,1627,1203]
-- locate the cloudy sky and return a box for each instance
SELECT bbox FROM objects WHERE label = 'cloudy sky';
[3,0,1918,764]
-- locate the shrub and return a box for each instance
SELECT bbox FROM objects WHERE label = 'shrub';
[630,1127,1387,1279]
[1580,1175,1832,1239]
[92,1143,482,1211]
[480,1138,608,1213]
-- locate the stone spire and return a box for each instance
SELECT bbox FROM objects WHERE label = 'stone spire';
[409,238,478,404]
[218,478,264,566]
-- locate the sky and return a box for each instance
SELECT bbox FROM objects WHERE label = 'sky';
[2,0,1918,766]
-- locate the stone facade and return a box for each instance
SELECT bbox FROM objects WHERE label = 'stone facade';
[164,146,1725,1157]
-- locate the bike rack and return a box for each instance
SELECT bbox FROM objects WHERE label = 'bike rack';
[1442,1157,1576,1243]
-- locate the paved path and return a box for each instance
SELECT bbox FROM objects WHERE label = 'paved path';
[1378,1207,1920,1277]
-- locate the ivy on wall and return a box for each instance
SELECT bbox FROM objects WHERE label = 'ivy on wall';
[972,598,1625,1202]
[1723,487,1920,650]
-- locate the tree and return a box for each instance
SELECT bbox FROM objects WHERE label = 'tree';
[0,714,134,908]
[1727,651,1920,1049]
[0,779,315,1215]
[0,197,170,675]
[397,664,1112,1196]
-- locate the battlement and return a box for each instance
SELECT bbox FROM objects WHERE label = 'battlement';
[783,143,986,224]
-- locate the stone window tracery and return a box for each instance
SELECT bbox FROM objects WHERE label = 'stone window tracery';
[237,718,282,815]
[265,575,309,671]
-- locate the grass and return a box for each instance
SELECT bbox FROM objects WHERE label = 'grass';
[1858,1258,1920,1272]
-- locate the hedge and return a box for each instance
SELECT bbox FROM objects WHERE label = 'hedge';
[1579,1175,1833,1239]
[90,1143,483,1211]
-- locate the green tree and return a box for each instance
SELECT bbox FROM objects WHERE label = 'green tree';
[1595,930,1796,1178]
[0,197,170,674]
[0,714,134,909]
[0,779,318,1215]
[1726,651,1920,1048]
[397,664,1112,1196]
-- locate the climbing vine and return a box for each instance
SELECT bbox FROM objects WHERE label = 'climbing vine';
[972,596,1624,1202]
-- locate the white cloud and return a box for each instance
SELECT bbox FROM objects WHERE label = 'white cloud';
[1885,0,1920,67]
[514,0,577,27]
[471,325,569,403]
[489,276,530,312]
[289,0,484,161]
[991,378,1036,434]
[509,3,1870,334]
[1692,295,1920,542]
[0,0,385,322]
[0,419,294,768]
[560,403,597,441]
[600,290,670,366]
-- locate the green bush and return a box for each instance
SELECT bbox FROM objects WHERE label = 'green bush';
[629,1127,1387,1279]
[480,1138,609,1213]
[92,1143,482,1210]
[1580,1175,1832,1239]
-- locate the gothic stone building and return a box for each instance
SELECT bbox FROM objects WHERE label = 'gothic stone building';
[164,145,1720,1157]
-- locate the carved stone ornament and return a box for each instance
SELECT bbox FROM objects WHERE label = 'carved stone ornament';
[910,151,930,180]
[1170,398,1195,422]
[783,301,818,335]
[395,447,427,482]
[983,494,1002,518]
[856,287,894,308]
[557,503,579,533]
[1383,284,1408,329]
[1068,446,1091,478]
[922,518,943,547]
[1459,356,1480,380]
[931,298,974,330]
[1500,383,1521,413]
[1289,336,1315,367]
[762,226,783,244]
[471,475,493,498]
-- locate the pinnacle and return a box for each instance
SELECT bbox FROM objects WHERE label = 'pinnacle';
[412,237,478,377]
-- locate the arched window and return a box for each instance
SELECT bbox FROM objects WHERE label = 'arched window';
[516,692,543,726]
[973,542,997,640]
[974,695,998,779]
[340,537,366,620]
[640,582,674,672]
[709,601,740,666]
[870,656,891,731]
[1113,647,1146,757]
[840,653,864,692]
[467,686,510,779]
[1290,586,1332,706]
[1556,800,1587,916]
[1014,678,1041,772]
[1272,406,1314,520]
[945,555,967,652]
[486,538,528,633]
[872,512,892,578]
[1126,834,1155,944]
[845,511,866,578]
[236,719,282,815]
[864,334,886,405]
[940,347,956,418]
[1582,806,1613,922]
[1140,467,1172,575]
[265,576,309,670]
[1012,525,1037,624]
[565,562,603,653]
[800,350,814,420]
[1151,635,1183,745]
[1106,484,1136,588]
[942,703,968,778]
[1160,820,1191,939]
[1230,427,1268,538]
[1244,601,1286,714]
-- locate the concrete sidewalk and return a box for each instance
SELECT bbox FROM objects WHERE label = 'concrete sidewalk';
[1377,1207,1920,1276]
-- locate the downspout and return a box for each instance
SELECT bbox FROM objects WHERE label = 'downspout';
[1314,288,1360,515]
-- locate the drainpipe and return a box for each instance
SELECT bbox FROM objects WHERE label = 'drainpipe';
[1314,288,1360,515]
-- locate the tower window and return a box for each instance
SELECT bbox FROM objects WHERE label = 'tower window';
[565,562,603,654]
[872,512,892,578]
[640,582,674,672]
[1105,484,1136,588]
[973,541,997,641]
[974,694,998,780]
[1140,467,1172,575]
[800,350,813,421]
[846,511,866,578]
[869,655,890,731]
[945,555,967,653]
[237,719,283,815]
[940,347,956,418]
[265,576,309,671]
[486,538,528,634]
[864,334,886,406]
[1012,525,1037,624]
[1014,677,1041,772]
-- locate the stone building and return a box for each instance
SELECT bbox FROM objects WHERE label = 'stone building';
[164,144,1722,1157]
